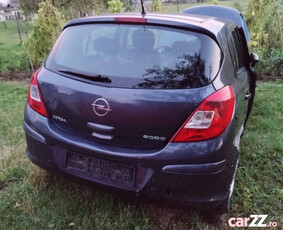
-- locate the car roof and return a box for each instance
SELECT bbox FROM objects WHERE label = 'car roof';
[181,5,250,44]
[63,13,234,45]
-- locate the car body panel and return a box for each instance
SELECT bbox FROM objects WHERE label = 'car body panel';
[38,67,215,149]
[24,101,239,206]
[181,5,250,44]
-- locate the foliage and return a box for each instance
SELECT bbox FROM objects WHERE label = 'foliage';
[208,0,219,5]
[124,3,135,12]
[0,21,30,74]
[60,0,107,18]
[255,47,283,77]
[150,0,161,12]
[19,0,105,14]
[19,0,108,19]
[232,1,244,11]
[244,0,283,77]
[26,0,64,68]
[245,0,282,49]
[0,52,30,73]
[107,0,124,13]
[18,0,41,15]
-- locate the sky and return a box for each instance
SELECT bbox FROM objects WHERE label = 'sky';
[0,0,10,5]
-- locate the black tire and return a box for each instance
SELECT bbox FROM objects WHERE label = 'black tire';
[217,193,232,214]
[216,176,235,214]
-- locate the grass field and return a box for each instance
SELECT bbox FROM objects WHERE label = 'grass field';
[0,79,282,230]
[0,20,30,73]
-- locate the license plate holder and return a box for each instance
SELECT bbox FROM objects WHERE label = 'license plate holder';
[65,151,135,187]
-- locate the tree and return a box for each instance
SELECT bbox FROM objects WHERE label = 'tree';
[107,0,124,13]
[150,0,161,12]
[244,0,283,76]
[26,0,64,67]
[60,0,107,17]
[245,0,282,50]
[209,0,218,5]
[19,0,107,17]
[19,0,41,15]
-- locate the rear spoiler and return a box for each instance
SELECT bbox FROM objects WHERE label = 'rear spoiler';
[181,5,250,45]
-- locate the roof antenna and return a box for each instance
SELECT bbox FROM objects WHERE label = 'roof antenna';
[140,0,146,16]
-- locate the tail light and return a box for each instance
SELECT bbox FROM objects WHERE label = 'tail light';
[171,85,235,142]
[27,69,49,117]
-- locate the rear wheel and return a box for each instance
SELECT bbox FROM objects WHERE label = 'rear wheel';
[217,194,232,213]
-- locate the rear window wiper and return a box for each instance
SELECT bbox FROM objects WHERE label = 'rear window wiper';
[58,69,112,83]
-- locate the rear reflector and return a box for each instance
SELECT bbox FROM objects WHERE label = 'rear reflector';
[114,17,147,24]
[27,69,49,117]
[171,85,235,142]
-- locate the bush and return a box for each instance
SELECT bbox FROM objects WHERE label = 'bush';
[244,0,283,78]
[209,0,219,5]
[0,51,30,73]
[150,0,161,12]
[107,0,124,13]
[26,0,63,68]
[255,48,283,77]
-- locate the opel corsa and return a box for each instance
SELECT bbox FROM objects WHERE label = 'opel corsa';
[24,6,258,212]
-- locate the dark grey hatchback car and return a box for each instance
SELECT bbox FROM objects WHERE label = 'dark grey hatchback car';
[24,6,258,212]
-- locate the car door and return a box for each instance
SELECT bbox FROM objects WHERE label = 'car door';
[228,27,251,127]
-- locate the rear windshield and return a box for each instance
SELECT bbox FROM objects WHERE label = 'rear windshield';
[45,23,222,89]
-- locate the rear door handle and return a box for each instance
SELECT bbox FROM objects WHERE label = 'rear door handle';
[245,92,252,100]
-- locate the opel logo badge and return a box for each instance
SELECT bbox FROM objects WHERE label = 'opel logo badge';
[92,98,111,117]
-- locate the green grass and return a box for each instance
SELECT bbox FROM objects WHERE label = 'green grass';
[234,81,283,221]
[0,80,282,229]
[0,21,30,72]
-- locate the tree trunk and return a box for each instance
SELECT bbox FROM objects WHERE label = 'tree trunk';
[0,18,7,28]
[16,16,23,45]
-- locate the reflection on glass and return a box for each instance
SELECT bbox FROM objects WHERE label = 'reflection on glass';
[136,53,210,89]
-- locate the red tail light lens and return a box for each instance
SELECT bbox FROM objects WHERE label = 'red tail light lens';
[27,70,49,117]
[172,85,235,142]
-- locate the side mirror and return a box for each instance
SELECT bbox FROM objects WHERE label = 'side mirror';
[250,52,259,67]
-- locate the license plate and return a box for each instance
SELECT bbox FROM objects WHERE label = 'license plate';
[65,151,135,186]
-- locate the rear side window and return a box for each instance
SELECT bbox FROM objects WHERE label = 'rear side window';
[45,24,222,89]
[229,28,245,72]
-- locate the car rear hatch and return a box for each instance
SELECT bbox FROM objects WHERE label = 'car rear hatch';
[40,18,222,150]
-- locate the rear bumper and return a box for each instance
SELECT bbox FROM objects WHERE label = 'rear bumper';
[24,104,239,208]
